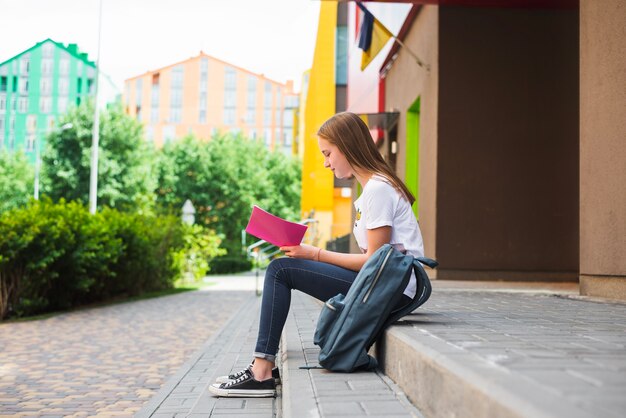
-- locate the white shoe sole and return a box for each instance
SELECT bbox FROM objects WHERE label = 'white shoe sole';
[208,383,275,398]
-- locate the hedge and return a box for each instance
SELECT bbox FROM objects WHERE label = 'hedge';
[0,199,223,319]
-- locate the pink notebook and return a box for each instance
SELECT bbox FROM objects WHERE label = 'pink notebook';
[245,205,308,247]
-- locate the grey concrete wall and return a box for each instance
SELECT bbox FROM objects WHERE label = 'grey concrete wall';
[385,6,440,271]
[579,0,626,299]
[436,6,579,280]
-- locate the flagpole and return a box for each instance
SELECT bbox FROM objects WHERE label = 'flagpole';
[392,36,429,71]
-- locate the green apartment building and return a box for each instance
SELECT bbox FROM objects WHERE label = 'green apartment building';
[0,39,97,162]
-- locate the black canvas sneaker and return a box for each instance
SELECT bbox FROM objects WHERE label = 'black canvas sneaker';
[215,363,281,385]
[209,368,276,398]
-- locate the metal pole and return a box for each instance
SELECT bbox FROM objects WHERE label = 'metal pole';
[89,0,103,214]
[34,135,40,200]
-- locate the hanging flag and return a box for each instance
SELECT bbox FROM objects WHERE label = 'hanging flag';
[357,2,394,71]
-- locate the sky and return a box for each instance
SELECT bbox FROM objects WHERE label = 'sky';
[0,0,321,93]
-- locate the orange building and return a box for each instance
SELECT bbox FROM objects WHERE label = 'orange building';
[123,52,296,151]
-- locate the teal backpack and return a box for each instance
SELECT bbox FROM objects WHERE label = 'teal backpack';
[313,244,437,372]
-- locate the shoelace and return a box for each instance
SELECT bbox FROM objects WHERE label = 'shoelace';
[224,369,251,387]
[229,365,252,380]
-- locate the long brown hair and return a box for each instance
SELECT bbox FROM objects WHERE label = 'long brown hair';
[317,112,415,205]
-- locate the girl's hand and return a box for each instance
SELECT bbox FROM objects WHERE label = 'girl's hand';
[280,244,318,260]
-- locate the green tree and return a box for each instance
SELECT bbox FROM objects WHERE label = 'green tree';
[0,151,34,213]
[155,133,301,256]
[42,101,155,211]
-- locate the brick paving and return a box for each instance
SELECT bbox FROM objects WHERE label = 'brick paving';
[0,288,251,417]
[136,293,278,417]
[280,292,422,418]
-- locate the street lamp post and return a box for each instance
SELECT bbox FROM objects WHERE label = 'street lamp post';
[88,0,103,214]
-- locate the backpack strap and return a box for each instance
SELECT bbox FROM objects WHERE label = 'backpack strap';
[382,257,436,327]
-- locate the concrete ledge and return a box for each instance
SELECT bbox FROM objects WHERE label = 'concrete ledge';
[580,275,626,300]
[378,327,574,418]
[376,289,626,418]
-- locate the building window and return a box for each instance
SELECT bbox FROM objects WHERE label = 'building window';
[40,79,51,95]
[60,58,69,76]
[0,95,5,110]
[199,59,208,123]
[136,78,143,106]
[223,108,235,126]
[151,76,159,123]
[225,66,236,89]
[20,58,30,76]
[264,81,272,107]
[146,125,154,142]
[58,97,68,113]
[151,83,159,105]
[223,67,237,126]
[170,108,181,123]
[19,79,29,95]
[0,76,6,92]
[58,78,69,95]
[170,66,183,123]
[163,125,176,143]
[25,134,36,152]
[246,108,255,125]
[284,129,292,147]
[264,129,271,147]
[246,75,256,125]
[26,115,37,132]
[41,59,53,76]
[264,109,271,127]
[336,25,348,85]
[40,97,52,113]
[18,98,28,113]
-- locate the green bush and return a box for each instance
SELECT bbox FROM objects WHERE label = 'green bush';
[172,224,226,281]
[208,256,253,275]
[0,198,122,318]
[0,199,221,320]
[97,208,186,298]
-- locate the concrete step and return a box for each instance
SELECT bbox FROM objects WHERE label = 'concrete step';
[376,288,626,418]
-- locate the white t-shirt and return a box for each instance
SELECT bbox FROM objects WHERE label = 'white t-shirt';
[353,175,425,298]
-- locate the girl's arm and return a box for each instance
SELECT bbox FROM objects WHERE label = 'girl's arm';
[280,226,391,271]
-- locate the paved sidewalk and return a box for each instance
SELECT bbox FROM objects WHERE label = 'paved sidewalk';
[136,293,279,417]
[381,284,626,418]
[281,292,423,418]
[0,280,253,417]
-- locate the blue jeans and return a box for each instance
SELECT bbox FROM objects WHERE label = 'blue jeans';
[253,257,410,362]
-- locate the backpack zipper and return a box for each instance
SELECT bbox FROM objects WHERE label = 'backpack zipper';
[362,246,394,303]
